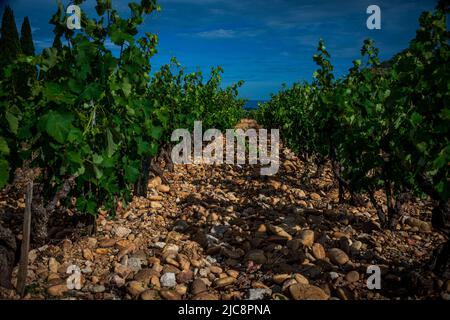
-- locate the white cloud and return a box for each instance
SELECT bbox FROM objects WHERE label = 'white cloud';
[195,29,235,38]
[190,28,264,39]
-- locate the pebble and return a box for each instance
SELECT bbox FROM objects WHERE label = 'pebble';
[114,263,132,278]
[156,184,170,193]
[48,258,59,274]
[160,273,177,287]
[215,277,236,288]
[87,237,97,248]
[91,285,106,293]
[256,224,267,233]
[151,201,163,209]
[193,292,219,300]
[83,248,94,261]
[114,275,126,287]
[329,272,340,280]
[351,241,362,251]
[299,230,314,247]
[248,288,272,300]
[191,279,208,295]
[227,270,239,278]
[327,248,350,265]
[209,266,223,274]
[153,242,166,249]
[114,226,131,238]
[127,281,146,296]
[289,283,329,300]
[311,243,326,260]
[246,249,267,264]
[141,289,159,300]
[345,271,360,283]
[99,239,116,248]
[310,193,321,201]
[160,289,181,300]
[282,278,298,292]
[176,270,194,283]
[294,273,309,285]
[47,284,68,297]
[273,274,291,284]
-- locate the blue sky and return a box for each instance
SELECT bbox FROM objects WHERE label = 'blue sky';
[1,0,439,99]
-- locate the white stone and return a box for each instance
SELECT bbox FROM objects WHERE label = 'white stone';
[114,226,131,238]
[248,288,272,300]
[160,272,177,287]
[329,272,340,280]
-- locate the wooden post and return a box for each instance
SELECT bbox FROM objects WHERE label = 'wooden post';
[16,181,33,297]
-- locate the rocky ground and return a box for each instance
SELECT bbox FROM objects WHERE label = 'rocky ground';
[0,119,449,300]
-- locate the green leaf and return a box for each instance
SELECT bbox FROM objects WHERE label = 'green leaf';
[67,128,83,143]
[416,142,428,153]
[5,112,18,134]
[106,129,118,157]
[0,137,10,155]
[67,151,82,164]
[124,164,139,183]
[44,111,74,143]
[93,165,103,179]
[122,79,132,97]
[433,153,447,170]
[93,154,103,165]
[150,126,163,140]
[410,112,423,126]
[137,138,149,156]
[149,142,158,156]
[86,199,97,214]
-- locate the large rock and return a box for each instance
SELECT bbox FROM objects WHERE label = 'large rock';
[299,230,314,247]
[214,277,236,288]
[127,281,145,296]
[327,248,349,265]
[289,284,329,300]
[268,225,292,240]
[47,284,68,297]
[245,249,267,264]
[311,243,326,260]
[273,274,291,284]
[134,268,158,284]
[345,271,360,283]
[191,278,208,295]
[156,184,170,193]
[310,193,321,201]
[98,238,116,248]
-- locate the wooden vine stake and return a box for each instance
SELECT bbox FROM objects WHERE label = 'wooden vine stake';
[16,181,33,297]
